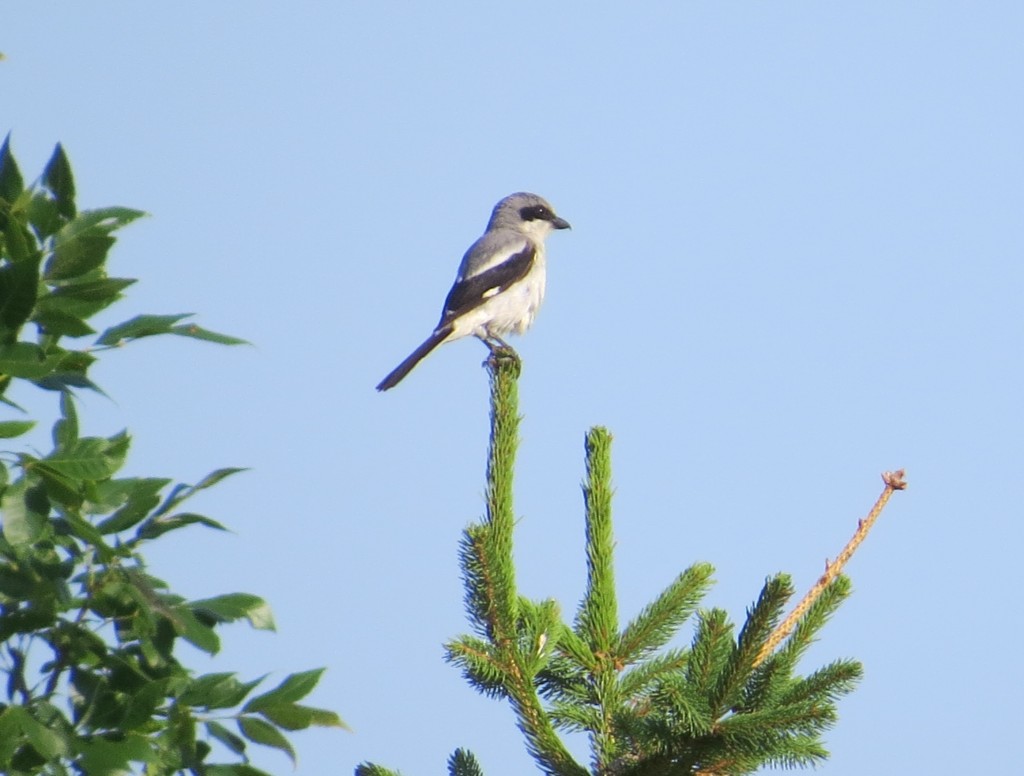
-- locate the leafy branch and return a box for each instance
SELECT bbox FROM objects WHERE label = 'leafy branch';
[0,136,343,774]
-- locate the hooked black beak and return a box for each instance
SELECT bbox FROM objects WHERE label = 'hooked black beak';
[551,216,571,230]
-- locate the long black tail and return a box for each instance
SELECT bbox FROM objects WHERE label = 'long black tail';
[376,325,453,391]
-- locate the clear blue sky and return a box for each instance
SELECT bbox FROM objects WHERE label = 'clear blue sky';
[4,3,1023,773]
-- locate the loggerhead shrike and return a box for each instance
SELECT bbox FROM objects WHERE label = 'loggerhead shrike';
[376,192,570,391]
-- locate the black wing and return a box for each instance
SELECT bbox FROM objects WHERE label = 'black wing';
[439,243,536,325]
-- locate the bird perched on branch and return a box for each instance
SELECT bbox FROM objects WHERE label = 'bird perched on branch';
[376,192,570,391]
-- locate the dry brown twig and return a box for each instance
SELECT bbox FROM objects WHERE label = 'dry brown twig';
[753,469,907,667]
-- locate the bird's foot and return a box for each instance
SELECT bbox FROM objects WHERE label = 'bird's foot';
[482,334,511,352]
[483,339,520,371]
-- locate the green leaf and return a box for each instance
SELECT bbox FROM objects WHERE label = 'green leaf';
[32,309,95,338]
[95,314,246,348]
[77,732,154,772]
[95,477,166,534]
[0,134,24,205]
[62,512,112,551]
[243,669,325,713]
[181,673,265,710]
[206,720,247,755]
[3,705,71,759]
[65,206,146,235]
[33,348,102,394]
[0,705,23,764]
[1,230,33,267]
[53,391,78,448]
[0,220,34,264]
[1,479,47,545]
[38,433,130,480]
[170,324,249,346]
[83,476,144,512]
[169,603,220,655]
[96,313,192,346]
[41,143,76,219]
[190,593,276,631]
[0,420,34,438]
[152,467,247,517]
[134,511,229,541]
[37,276,136,320]
[120,679,169,731]
[190,466,248,493]
[51,276,136,301]
[45,230,115,280]
[258,703,348,731]
[34,460,86,507]
[0,254,41,341]
[25,189,61,239]
[0,342,63,379]
[43,207,145,281]
[237,716,296,765]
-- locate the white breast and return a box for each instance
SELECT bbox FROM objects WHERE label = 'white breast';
[448,247,547,341]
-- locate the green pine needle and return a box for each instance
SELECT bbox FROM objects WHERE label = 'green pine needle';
[618,648,692,699]
[616,563,715,665]
[773,575,853,667]
[448,748,484,776]
[577,427,618,654]
[355,764,402,776]
[686,608,735,697]
[712,575,794,714]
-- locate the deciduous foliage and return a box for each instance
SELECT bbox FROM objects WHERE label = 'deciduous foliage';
[0,137,344,775]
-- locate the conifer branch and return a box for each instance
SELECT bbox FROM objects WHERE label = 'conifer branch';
[452,353,588,776]
[712,576,793,714]
[578,427,618,655]
[449,748,485,776]
[355,764,401,776]
[506,674,590,776]
[479,351,522,643]
[573,428,624,769]
[617,565,715,665]
[446,354,873,775]
[754,470,906,666]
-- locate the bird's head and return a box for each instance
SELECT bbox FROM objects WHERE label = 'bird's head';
[488,192,571,238]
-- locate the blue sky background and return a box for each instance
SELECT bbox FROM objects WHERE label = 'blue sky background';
[4,3,1023,773]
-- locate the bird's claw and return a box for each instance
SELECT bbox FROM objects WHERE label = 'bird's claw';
[483,342,520,371]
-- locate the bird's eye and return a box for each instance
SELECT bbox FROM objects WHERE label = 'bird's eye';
[520,205,550,221]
